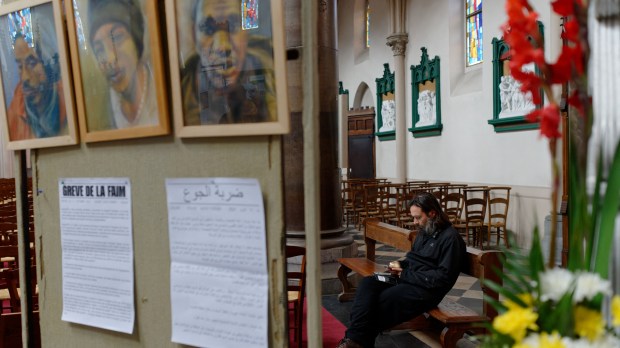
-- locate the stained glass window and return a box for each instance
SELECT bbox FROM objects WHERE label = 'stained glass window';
[242,0,259,30]
[7,8,33,49]
[366,1,370,48]
[466,0,482,66]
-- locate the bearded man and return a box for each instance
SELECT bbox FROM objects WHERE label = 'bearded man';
[337,191,466,348]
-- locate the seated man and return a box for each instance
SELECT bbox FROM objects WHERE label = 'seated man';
[337,192,466,348]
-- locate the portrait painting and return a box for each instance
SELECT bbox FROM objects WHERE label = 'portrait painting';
[165,0,289,137]
[0,0,78,150]
[65,0,170,142]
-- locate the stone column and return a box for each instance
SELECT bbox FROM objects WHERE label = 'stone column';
[283,0,344,238]
[387,0,408,183]
[283,0,354,294]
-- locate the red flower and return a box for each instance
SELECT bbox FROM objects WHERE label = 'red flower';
[562,19,580,43]
[551,0,576,16]
[526,105,561,139]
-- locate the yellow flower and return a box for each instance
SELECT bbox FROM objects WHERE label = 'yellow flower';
[612,295,620,326]
[492,307,539,342]
[504,293,534,310]
[573,305,605,341]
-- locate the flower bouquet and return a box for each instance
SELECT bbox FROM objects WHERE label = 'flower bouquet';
[481,0,620,347]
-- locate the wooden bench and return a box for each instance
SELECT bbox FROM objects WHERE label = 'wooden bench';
[337,218,503,348]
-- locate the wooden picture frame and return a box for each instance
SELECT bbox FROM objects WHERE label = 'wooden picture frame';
[488,21,544,133]
[409,47,442,138]
[375,63,395,142]
[65,0,170,142]
[165,0,289,137]
[0,0,79,150]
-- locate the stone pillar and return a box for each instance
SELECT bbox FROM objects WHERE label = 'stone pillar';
[387,0,408,183]
[338,85,350,176]
[283,0,354,295]
[283,0,347,240]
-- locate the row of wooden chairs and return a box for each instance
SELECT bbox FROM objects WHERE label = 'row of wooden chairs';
[341,179,512,249]
[0,179,40,347]
[451,186,512,249]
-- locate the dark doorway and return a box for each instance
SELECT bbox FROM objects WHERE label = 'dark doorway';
[349,135,374,178]
[347,108,375,179]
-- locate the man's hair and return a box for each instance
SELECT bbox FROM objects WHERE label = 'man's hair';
[88,0,145,59]
[409,191,451,229]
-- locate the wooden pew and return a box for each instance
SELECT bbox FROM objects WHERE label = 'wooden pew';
[337,218,503,348]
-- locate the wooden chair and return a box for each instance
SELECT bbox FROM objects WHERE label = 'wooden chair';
[454,188,489,248]
[286,245,306,348]
[378,183,400,223]
[0,246,19,313]
[487,186,512,248]
[443,186,466,224]
[0,268,20,313]
[0,262,38,314]
[356,183,382,231]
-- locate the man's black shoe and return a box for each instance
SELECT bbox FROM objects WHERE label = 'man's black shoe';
[336,337,363,348]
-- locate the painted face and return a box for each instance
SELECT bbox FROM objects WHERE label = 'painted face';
[196,0,248,90]
[92,22,139,94]
[14,37,48,106]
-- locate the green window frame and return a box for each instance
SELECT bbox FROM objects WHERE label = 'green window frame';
[488,21,544,133]
[409,48,442,138]
[375,63,395,141]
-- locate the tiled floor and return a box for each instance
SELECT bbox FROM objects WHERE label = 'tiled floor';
[322,225,484,348]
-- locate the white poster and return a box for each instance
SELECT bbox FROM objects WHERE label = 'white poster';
[59,178,134,334]
[166,178,268,348]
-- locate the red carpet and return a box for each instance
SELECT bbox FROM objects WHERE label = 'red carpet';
[290,298,346,348]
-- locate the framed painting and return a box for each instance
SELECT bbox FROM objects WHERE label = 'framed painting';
[0,0,79,150]
[488,21,544,133]
[375,63,395,142]
[65,0,170,142]
[165,0,289,137]
[409,47,442,138]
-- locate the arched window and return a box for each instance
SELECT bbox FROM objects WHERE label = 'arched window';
[466,0,482,66]
[365,1,370,48]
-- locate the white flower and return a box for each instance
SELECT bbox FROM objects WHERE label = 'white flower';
[520,333,541,346]
[540,268,575,302]
[573,271,612,303]
[562,334,620,348]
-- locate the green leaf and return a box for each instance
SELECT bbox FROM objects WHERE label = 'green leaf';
[568,143,587,271]
[529,226,545,278]
[484,279,527,307]
[586,148,604,266]
[593,141,620,277]
[537,292,575,336]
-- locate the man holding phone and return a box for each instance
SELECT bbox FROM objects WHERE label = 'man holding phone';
[337,192,466,348]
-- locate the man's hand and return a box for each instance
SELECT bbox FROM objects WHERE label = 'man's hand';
[387,261,402,277]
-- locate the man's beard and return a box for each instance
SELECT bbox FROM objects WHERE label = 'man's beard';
[421,217,439,236]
